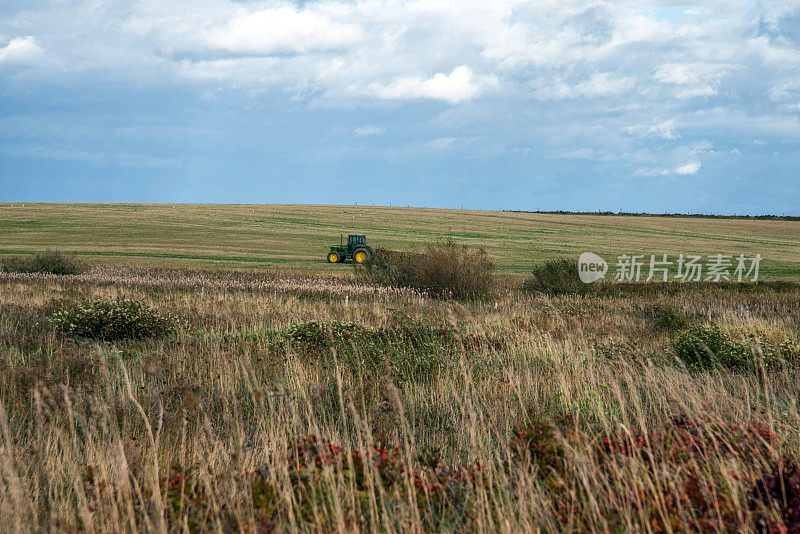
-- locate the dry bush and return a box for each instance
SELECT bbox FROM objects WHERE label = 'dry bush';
[522,258,590,296]
[1,251,85,275]
[355,240,496,300]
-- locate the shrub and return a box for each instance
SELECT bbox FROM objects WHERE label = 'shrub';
[509,418,564,476]
[286,320,375,348]
[355,240,496,300]
[47,298,177,340]
[673,325,796,371]
[283,320,458,383]
[1,256,29,273]
[521,258,589,296]
[750,462,800,534]
[673,325,747,370]
[1,251,85,275]
[355,249,419,289]
[414,240,496,299]
[648,304,689,332]
[282,435,480,530]
[590,415,779,532]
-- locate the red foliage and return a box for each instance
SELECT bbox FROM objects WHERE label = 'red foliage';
[751,462,800,534]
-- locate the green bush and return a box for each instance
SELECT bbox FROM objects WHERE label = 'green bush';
[2,251,85,275]
[286,320,377,349]
[282,320,460,383]
[674,325,732,370]
[47,298,177,340]
[355,240,496,300]
[521,259,589,296]
[649,305,689,332]
[352,249,418,290]
[673,325,797,371]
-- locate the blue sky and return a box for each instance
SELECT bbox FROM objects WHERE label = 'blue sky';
[1,0,799,214]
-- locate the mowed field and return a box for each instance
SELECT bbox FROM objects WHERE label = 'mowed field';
[1,203,799,279]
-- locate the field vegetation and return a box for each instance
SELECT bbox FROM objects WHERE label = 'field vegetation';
[1,203,798,278]
[1,250,85,275]
[1,261,799,531]
[521,258,589,296]
[354,240,496,299]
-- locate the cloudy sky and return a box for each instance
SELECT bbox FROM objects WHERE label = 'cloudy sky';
[1,0,799,213]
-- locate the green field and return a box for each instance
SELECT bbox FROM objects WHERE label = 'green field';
[1,203,799,279]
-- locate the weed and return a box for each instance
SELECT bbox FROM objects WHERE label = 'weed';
[47,297,177,340]
[674,324,796,371]
[649,304,689,332]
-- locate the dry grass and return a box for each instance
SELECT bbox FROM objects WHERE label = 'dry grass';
[1,203,799,278]
[1,268,799,531]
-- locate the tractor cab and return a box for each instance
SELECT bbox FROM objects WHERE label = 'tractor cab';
[348,234,366,248]
[327,234,373,264]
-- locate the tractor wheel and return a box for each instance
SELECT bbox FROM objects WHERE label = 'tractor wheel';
[353,249,370,264]
[327,251,341,263]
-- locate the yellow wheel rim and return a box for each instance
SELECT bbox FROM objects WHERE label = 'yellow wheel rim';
[328,253,338,263]
[354,251,367,263]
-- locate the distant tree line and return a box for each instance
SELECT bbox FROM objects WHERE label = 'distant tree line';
[503,210,800,221]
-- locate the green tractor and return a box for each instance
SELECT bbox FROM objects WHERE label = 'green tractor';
[327,234,373,264]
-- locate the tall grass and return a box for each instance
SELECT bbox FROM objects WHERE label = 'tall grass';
[0,268,799,531]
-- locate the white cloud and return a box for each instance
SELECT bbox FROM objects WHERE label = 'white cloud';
[626,119,681,140]
[0,144,184,169]
[654,64,700,85]
[635,160,702,177]
[549,147,620,161]
[653,63,725,98]
[689,140,714,153]
[1,0,800,181]
[200,7,364,55]
[675,161,701,175]
[354,126,385,137]
[0,36,43,66]
[368,66,498,104]
[769,80,800,103]
[535,72,635,100]
[8,0,795,114]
